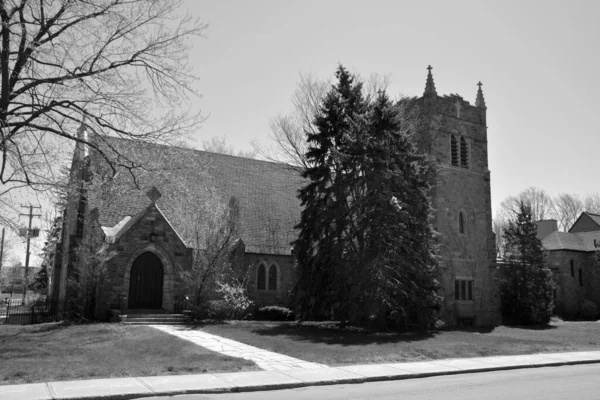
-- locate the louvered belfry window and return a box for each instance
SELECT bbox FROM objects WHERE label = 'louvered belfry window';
[460,136,469,168]
[451,135,459,166]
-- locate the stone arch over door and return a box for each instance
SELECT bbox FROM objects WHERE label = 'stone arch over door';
[129,252,164,309]
[123,244,175,311]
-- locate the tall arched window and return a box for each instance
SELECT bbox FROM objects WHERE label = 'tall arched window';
[460,137,469,168]
[459,211,466,234]
[257,264,266,290]
[268,265,278,290]
[450,135,458,166]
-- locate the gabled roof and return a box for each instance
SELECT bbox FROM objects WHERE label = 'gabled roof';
[587,212,600,226]
[542,230,600,252]
[101,203,186,247]
[85,136,304,255]
[568,212,600,233]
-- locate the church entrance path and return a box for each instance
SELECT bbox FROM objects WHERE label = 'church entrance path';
[150,325,329,371]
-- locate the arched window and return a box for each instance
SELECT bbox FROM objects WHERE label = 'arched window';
[450,135,458,166]
[268,265,277,291]
[257,264,266,290]
[460,137,469,168]
[459,211,466,234]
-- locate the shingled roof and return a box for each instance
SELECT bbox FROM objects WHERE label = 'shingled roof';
[568,212,600,233]
[85,136,305,255]
[542,230,600,252]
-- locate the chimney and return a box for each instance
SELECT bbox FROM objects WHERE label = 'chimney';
[535,220,558,240]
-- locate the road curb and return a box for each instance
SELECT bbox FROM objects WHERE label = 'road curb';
[5,356,600,400]
[49,359,600,400]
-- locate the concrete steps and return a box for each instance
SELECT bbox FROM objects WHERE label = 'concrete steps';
[120,313,188,325]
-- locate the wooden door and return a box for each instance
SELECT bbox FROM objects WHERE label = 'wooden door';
[128,252,164,309]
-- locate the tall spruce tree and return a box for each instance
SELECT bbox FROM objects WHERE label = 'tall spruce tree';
[501,202,554,325]
[292,66,439,327]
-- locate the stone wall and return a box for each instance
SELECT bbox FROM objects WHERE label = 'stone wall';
[546,250,600,317]
[245,252,294,307]
[422,94,501,326]
[97,205,192,318]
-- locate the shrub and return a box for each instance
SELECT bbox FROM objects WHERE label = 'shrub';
[204,300,236,320]
[216,282,253,319]
[255,306,294,321]
[578,300,598,321]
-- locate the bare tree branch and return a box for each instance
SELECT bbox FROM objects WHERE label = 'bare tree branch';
[0,0,206,197]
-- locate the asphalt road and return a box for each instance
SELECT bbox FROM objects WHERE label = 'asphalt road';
[139,363,600,400]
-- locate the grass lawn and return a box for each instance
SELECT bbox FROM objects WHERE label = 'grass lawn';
[197,319,600,366]
[0,322,258,385]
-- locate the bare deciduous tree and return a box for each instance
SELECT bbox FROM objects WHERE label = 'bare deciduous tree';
[202,136,257,159]
[253,73,327,169]
[497,187,554,223]
[496,189,600,239]
[176,193,252,318]
[552,193,584,232]
[0,0,206,198]
[254,72,393,169]
[583,193,600,214]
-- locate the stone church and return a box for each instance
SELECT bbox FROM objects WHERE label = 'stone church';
[538,213,600,317]
[51,67,501,326]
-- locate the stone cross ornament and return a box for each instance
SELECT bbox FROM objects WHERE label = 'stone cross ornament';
[146,186,162,204]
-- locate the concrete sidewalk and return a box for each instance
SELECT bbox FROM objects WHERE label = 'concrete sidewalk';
[151,325,328,371]
[4,351,600,400]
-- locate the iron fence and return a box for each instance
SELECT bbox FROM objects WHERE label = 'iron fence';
[173,295,193,314]
[0,299,73,325]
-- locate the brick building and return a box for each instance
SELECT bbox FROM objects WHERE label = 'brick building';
[52,67,501,325]
[539,213,600,317]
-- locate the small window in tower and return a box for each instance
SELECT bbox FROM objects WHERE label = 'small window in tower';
[450,135,459,166]
[459,211,466,234]
[460,137,469,169]
[570,260,574,277]
[455,279,473,301]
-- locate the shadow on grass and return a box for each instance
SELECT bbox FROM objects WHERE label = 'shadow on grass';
[0,321,69,341]
[499,316,559,330]
[500,323,558,331]
[439,325,496,334]
[186,321,440,346]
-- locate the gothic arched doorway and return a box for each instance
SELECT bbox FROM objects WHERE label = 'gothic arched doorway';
[128,252,164,309]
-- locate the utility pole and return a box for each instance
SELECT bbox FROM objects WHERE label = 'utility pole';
[20,205,41,303]
[0,227,4,296]
[0,227,4,278]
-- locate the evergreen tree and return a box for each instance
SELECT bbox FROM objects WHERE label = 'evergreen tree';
[501,202,554,325]
[31,265,49,294]
[292,66,439,327]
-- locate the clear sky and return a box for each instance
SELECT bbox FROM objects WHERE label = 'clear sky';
[5,0,600,266]
[183,0,600,215]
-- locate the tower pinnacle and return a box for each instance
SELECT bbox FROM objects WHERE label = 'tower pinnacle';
[423,65,437,97]
[475,81,486,108]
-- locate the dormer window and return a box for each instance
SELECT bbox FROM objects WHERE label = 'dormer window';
[459,211,466,234]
